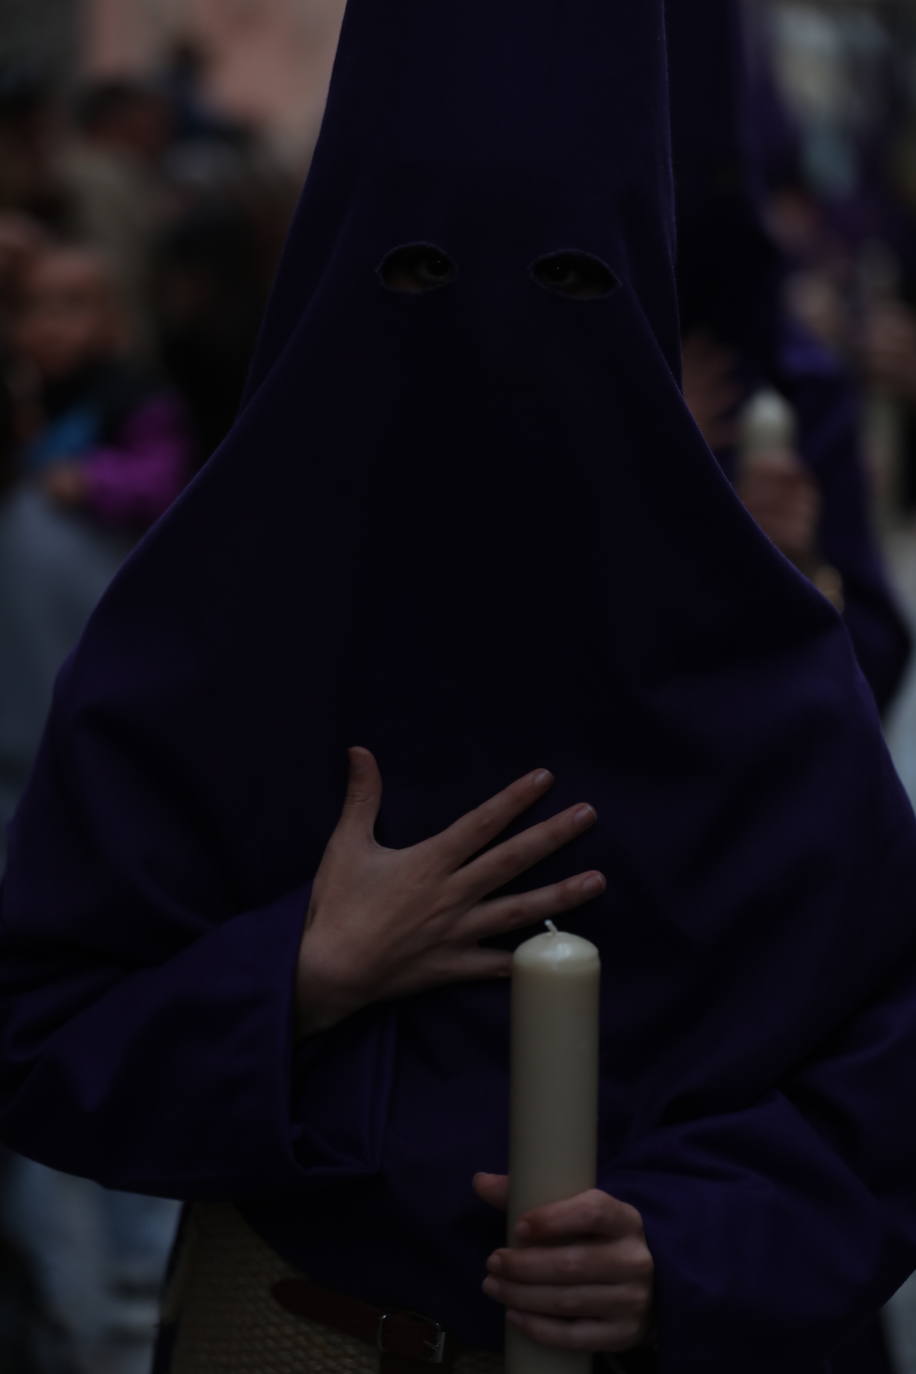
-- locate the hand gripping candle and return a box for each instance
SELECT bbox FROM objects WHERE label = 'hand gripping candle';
[506,921,601,1374]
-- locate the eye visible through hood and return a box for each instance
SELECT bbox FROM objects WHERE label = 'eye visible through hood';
[378,243,458,294]
[531,250,619,300]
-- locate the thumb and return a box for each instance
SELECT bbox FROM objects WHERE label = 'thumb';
[339,747,383,839]
[473,1173,509,1211]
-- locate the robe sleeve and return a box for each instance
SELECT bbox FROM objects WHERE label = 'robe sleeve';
[0,721,395,1201]
[605,953,916,1374]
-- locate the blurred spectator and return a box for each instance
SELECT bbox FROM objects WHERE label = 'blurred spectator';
[683,343,819,567]
[680,333,744,454]
[0,472,127,879]
[4,1157,180,1374]
[0,213,48,391]
[0,40,296,1374]
[61,80,175,347]
[13,241,193,530]
[759,2,916,522]
[670,0,911,716]
[159,37,250,151]
[863,299,916,406]
[1,232,192,873]
[739,446,823,583]
[682,349,825,583]
[74,80,172,166]
[0,240,189,1374]
[0,213,47,305]
[0,69,67,229]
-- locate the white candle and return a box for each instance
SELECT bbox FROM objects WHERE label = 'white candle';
[506,921,601,1374]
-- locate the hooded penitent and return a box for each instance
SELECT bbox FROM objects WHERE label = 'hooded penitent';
[2,2,916,1371]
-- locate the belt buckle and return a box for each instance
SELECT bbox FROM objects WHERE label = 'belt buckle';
[377,1310,447,1364]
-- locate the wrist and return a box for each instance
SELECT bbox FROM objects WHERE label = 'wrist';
[295,920,364,1038]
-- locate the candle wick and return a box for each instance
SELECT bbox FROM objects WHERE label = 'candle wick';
[544,920,559,935]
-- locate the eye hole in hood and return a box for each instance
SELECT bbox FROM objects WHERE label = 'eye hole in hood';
[532,251,619,301]
[378,243,458,294]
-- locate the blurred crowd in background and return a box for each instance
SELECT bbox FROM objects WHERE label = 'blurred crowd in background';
[2,0,916,1371]
[752,0,916,518]
[0,20,306,1374]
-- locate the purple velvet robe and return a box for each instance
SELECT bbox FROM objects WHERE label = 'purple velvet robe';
[1,3,916,1371]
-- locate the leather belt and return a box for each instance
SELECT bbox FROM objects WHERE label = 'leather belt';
[272,1277,462,1373]
[272,1275,659,1374]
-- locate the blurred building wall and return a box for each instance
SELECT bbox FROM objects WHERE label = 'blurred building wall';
[85,0,346,162]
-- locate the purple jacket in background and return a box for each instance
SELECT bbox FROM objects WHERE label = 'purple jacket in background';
[80,394,192,530]
[1,3,916,1373]
[23,363,194,532]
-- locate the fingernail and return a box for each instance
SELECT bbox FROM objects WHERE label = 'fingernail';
[482,1276,500,1297]
[533,769,552,787]
[487,1253,503,1274]
[581,872,605,895]
[573,805,596,825]
[515,1220,532,1242]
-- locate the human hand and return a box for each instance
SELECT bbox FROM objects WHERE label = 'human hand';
[42,461,88,508]
[737,449,820,569]
[682,331,742,452]
[474,1174,654,1355]
[296,750,605,1034]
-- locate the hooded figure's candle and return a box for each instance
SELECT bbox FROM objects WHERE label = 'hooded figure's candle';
[507,922,601,1374]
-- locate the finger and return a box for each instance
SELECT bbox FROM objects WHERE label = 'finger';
[432,947,514,986]
[516,1190,642,1244]
[488,1240,649,1287]
[473,1173,508,1211]
[458,805,597,901]
[337,747,383,841]
[483,1277,644,1322]
[506,1311,644,1355]
[430,769,555,867]
[465,870,606,939]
